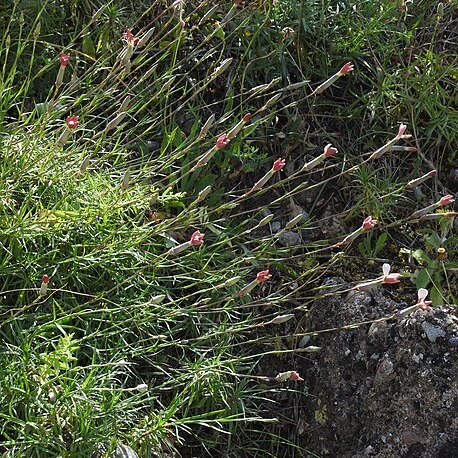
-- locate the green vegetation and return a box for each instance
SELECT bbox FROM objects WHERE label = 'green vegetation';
[0,0,456,456]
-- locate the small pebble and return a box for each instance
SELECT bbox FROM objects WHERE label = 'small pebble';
[278,231,301,247]
[448,337,458,347]
[421,321,446,343]
[270,221,282,233]
[112,444,139,458]
[298,335,311,348]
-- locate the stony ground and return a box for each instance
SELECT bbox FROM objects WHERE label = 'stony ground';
[290,280,458,457]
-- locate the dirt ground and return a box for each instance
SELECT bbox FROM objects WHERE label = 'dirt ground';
[286,279,458,457]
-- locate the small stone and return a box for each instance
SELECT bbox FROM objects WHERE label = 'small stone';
[112,444,139,458]
[278,231,301,247]
[448,336,458,347]
[412,353,423,363]
[364,445,375,455]
[401,430,421,447]
[421,321,446,343]
[298,335,311,347]
[270,221,282,233]
[374,357,395,386]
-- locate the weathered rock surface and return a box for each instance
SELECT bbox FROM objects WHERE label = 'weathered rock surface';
[298,280,458,457]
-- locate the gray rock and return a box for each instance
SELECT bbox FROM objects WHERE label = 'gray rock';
[448,336,458,347]
[112,444,139,458]
[278,231,301,247]
[270,221,282,233]
[421,321,446,343]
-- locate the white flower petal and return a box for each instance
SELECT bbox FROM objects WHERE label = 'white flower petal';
[418,288,429,301]
[382,263,391,277]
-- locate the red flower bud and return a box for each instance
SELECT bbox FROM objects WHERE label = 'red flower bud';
[272,158,286,171]
[439,195,455,206]
[289,371,304,382]
[256,270,272,283]
[338,62,354,76]
[65,116,79,129]
[122,30,139,46]
[361,216,377,231]
[59,52,70,67]
[323,144,338,158]
[216,134,230,149]
[242,113,252,122]
[190,230,205,246]
[42,274,49,284]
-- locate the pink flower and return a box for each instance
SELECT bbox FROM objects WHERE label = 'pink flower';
[381,264,401,285]
[189,230,205,246]
[256,270,272,283]
[395,124,411,140]
[242,113,252,122]
[272,158,286,171]
[323,144,338,158]
[40,274,49,297]
[59,52,70,67]
[289,371,304,382]
[416,288,432,311]
[338,62,354,76]
[216,134,230,149]
[438,195,455,206]
[122,30,139,46]
[361,216,377,231]
[65,116,79,129]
